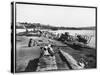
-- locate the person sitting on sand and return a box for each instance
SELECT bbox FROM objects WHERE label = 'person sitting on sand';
[77,35,87,44]
[33,40,36,46]
[47,44,55,56]
[40,45,54,57]
[28,38,33,47]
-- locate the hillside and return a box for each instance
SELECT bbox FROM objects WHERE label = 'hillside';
[16,22,96,30]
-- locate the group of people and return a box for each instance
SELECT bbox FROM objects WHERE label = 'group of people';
[26,37,86,71]
[58,32,92,45]
[36,44,58,71]
[26,38,58,71]
[28,38,38,47]
[40,31,56,39]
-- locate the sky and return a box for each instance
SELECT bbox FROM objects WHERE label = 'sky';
[16,4,96,27]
